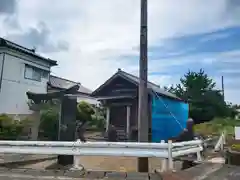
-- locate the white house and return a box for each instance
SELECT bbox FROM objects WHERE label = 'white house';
[0,38,57,117]
[0,37,99,118]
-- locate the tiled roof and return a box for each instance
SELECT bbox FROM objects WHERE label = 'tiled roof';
[49,75,92,94]
[92,69,180,100]
[0,37,57,66]
[118,69,180,100]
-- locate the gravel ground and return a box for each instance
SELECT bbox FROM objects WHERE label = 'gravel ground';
[0,154,55,164]
[21,159,57,169]
[19,156,182,172]
[78,156,182,172]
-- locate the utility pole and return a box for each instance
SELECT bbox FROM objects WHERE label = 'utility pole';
[138,0,149,172]
[221,76,225,101]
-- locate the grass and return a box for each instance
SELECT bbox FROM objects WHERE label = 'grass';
[231,144,240,152]
[194,118,240,149]
[194,117,240,136]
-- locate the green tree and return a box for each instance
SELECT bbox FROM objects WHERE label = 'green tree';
[91,104,106,130]
[39,105,59,140]
[175,69,216,99]
[77,101,95,124]
[166,69,232,123]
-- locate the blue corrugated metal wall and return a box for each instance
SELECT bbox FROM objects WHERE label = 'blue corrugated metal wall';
[151,95,189,142]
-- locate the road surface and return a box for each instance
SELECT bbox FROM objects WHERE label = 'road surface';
[0,163,239,179]
[161,163,240,180]
[0,154,56,165]
[0,167,160,180]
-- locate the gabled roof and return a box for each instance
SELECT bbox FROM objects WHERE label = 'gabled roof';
[49,75,92,95]
[0,37,57,66]
[92,69,181,100]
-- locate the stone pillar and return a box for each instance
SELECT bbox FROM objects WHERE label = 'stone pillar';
[126,106,131,139]
[58,95,77,166]
[106,107,110,132]
[29,104,41,140]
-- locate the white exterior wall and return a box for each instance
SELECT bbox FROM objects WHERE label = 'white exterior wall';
[0,50,51,115]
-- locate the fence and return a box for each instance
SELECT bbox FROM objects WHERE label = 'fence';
[214,131,226,151]
[0,139,203,172]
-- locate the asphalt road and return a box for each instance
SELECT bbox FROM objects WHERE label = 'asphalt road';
[0,163,239,179]
[0,167,160,180]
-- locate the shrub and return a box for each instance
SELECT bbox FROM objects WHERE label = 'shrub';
[0,114,24,140]
[231,144,240,152]
[91,114,105,130]
[39,107,59,140]
[77,101,95,123]
[38,101,103,140]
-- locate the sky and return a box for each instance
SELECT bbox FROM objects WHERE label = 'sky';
[0,0,240,104]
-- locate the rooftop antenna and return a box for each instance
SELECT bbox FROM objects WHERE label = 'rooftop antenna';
[32,46,36,53]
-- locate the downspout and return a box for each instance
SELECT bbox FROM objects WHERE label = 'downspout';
[0,53,6,91]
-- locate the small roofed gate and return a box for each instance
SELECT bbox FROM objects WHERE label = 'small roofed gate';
[151,94,189,142]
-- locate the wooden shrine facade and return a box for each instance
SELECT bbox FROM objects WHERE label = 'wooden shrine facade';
[92,69,180,141]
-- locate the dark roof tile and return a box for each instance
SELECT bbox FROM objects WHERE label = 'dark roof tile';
[49,75,92,94]
[92,69,180,100]
[119,70,180,100]
[0,37,57,66]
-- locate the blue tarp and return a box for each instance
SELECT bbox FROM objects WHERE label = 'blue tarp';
[151,95,189,142]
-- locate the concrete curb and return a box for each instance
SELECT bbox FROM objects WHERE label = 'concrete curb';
[0,156,57,168]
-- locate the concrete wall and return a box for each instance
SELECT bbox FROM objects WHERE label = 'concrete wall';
[0,50,51,115]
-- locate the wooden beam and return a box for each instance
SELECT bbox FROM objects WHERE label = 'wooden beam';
[109,103,133,107]
[126,106,131,139]
[106,107,110,132]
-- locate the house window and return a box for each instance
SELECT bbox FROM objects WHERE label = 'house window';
[24,64,49,81]
[42,70,49,79]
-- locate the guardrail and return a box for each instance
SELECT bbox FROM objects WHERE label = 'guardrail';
[0,139,203,172]
[214,131,226,152]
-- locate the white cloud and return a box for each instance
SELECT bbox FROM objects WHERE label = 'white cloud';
[199,32,231,42]
[1,0,240,103]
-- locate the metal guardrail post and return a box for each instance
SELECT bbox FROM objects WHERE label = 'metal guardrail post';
[72,139,84,170]
[196,146,203,162]
[167,140,173,171]
[214,131,225,151]
[160,140,167,172]
[220,134,224,151]
[194,137,203,162]
[222,131,226,145]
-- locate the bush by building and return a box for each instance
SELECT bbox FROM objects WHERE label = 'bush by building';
[0,114,24,140]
